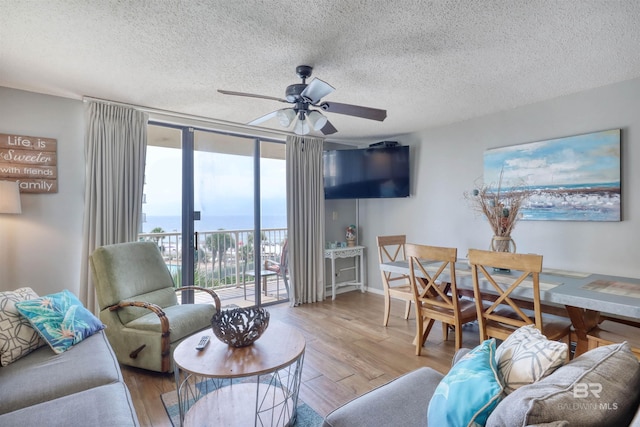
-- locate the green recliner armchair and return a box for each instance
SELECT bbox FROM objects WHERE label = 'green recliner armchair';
[90,241,220,373]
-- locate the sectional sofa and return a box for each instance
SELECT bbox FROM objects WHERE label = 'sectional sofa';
[0,329,139,426]
[0,287,138,426]
[324,332,640,427]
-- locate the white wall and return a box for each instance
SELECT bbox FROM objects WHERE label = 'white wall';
[0,87,85,296]
[4,77,640,300]
[360,77,640,293]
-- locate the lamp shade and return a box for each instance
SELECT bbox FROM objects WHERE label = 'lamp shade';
[0,181,22,214]
[276,109,296,127]
[293,119,310,135]
[307,110,328,131]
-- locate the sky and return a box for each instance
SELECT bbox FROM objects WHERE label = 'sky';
[143,146,287,217]
[483,129,621,188]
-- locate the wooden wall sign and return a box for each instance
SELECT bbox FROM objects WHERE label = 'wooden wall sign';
[0,133,58,193]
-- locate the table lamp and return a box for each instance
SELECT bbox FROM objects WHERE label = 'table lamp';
[0,181,22,214]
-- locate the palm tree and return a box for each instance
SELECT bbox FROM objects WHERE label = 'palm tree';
[206,229,236,275]
[150,227,165,252]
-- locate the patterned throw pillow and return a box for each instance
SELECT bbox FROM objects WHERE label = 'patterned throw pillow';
[487,342,640,427]
[15,289,105,354]
[428,339,504,426]
[0,287,46,365]
[494,324,568,394]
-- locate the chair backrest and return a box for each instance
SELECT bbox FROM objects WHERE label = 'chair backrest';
[90,241,178,313]
[405,243,459,314]
[377,235,406,264]
[377,235,408,286]
[468,248,544,332]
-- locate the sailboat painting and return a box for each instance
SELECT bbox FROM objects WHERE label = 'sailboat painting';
[483,129,621,221]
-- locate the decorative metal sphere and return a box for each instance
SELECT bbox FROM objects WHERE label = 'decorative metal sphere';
[211,307,270,347]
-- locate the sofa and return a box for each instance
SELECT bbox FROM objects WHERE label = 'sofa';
[0,329,139,426]
[324,329,640,427]
[0,287,138,426]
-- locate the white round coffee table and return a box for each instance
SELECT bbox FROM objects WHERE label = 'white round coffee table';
[173,320,306,427]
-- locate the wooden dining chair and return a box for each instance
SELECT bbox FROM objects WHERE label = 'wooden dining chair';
[468,249,571,345]
[377,235,413,326]
[586,319,640,360]
[405,243,478,355]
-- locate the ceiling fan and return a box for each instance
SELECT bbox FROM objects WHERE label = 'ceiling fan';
[218,65,387,135]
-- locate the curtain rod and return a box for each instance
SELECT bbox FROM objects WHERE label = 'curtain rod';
[81,95,291,140]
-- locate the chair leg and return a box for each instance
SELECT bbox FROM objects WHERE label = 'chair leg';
[417,317,435,356]
[442,322,449,341]
[283,275,290,298]
[421,321,431,348]
[454,323,463,351]
[478,324,488,342]
[415,315,424,356]
[383,292,391,326]
[403,300,411,320]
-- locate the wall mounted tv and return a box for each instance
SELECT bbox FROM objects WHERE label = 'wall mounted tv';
[323,145,410,199]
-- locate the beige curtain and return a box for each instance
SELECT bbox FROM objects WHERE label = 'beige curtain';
[286,135,325,305]
[79,102,148,312]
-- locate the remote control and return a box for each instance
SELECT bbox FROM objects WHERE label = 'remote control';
[195,335,210,351]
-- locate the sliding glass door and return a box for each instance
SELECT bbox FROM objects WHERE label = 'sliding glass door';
[143,123,287,308]
[142,124,183,289]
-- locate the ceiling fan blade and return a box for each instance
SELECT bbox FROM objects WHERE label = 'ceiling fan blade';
[248,110,280,126]
[218,89,288,103]
[320,120,338,135]
[300,78,335,104]
[320,101,387,121]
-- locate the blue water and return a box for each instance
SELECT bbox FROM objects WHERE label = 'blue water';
[514,182,620,221]
[143,214,287,233]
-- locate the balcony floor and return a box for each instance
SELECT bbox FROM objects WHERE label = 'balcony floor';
[184,276,289,308]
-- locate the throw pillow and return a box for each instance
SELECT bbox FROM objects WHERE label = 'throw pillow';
[428,339,504,427]
[494,324,568,393]
[486,342,640,427]
[15,289,105,354]
[0,287,46,365]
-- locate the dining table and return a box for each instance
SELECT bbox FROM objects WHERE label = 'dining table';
[380,260,640,356]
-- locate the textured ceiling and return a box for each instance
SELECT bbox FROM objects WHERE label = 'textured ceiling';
[2,1,640,142]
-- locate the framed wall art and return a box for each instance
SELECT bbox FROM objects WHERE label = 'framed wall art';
[483,129,621,221]
[0,132,58,193]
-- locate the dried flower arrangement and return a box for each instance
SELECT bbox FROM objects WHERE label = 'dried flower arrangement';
[464,170,531,239]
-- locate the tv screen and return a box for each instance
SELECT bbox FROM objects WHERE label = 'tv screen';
[323,145,410,199]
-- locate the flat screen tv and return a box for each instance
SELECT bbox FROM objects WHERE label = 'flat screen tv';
[323,145,410,199]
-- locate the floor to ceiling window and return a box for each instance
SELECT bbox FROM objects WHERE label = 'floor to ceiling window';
[141,123,287,308]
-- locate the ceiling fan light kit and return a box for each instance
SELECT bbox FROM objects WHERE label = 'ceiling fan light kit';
[293,119,310,135]
[277,109,296,127]
[307,110,328,131]
[218,65,387,136]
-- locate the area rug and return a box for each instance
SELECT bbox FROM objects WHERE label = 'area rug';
[161,378,323,427]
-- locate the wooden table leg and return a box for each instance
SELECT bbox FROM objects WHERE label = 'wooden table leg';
[565,305,601,357]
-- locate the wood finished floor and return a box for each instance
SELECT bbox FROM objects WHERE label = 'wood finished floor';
[121,291,482,427]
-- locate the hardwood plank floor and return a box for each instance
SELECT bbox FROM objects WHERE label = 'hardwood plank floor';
[121,291,482,426]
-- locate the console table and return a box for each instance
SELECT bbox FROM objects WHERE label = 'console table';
[324,245,366,300]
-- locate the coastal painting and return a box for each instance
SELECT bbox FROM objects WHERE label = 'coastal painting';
[483,129,621,221]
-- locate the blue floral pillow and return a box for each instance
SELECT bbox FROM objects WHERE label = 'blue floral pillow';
[15,290,105,354]
[427,339,504,427]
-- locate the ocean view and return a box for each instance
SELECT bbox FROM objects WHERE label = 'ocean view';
[142,214,287,233]
[519,182,620,221]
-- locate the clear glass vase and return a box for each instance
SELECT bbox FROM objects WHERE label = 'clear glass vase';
[491,235,516,253]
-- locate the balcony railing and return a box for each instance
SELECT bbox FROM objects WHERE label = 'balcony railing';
[139,227,287,291]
